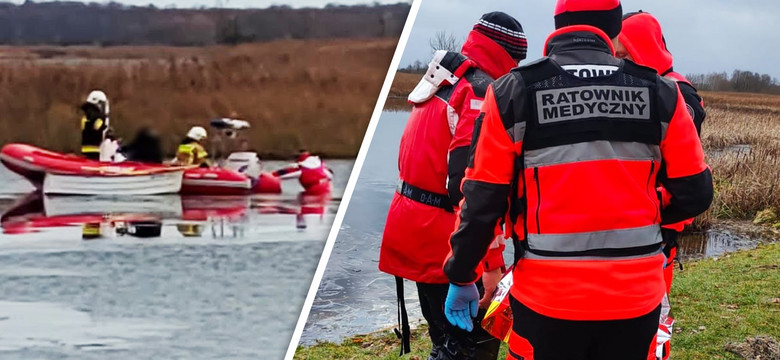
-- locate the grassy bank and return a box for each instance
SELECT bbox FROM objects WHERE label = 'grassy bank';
[0,39,397,158]
[388,71,780,228]
[295,244,780,359]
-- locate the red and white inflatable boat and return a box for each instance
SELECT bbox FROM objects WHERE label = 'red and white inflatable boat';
[181,167,281,195]
[1,144,185,195]
[0,144,281,196]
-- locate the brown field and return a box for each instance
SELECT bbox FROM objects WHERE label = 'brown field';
[389,72,780,226]
[0,39,398,158]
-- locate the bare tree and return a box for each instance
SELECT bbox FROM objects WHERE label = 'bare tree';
[429,31,460,54]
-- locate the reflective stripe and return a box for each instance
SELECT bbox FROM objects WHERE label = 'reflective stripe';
[506,121,526,143]
[524,247,663,261]
[81,145,100,153]
[524,141,660,168]
[527,224,661,253]
[661,121,669,141]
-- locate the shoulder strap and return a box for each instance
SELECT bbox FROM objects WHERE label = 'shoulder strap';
[393,276,411,355]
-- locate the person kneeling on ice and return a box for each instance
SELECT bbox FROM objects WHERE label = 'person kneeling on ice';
[175,126,211,167]
[615,10,708,360]
[273,150,333,195]
[443,1,712,359]
[80,90,110,161]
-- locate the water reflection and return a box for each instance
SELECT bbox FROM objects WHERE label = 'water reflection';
[678,228,762,260]
[1,192,331,240]
[0,160,352,359]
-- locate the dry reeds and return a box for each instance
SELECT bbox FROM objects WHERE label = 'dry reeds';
[696,91,780,227]
[0,39,397,158]
[385,71,418,111]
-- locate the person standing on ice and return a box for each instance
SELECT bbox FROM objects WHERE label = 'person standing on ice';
[442,1,713,359]
[80,90,110,161]
[176,126,210,167]
[272,150,333,196]
[379,12,527,360]
[615,11,708,360]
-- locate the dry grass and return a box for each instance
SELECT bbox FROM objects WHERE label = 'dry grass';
[387,76,780,226]
[385,71,417,110]
[0,39,398,158]
[698,91,780,225]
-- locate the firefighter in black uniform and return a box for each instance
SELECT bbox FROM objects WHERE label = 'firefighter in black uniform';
[80,90,110,160]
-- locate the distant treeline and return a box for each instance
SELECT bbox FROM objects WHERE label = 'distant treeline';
[399,60,427,74]
[688,70,780,95]
[0,1,410,46]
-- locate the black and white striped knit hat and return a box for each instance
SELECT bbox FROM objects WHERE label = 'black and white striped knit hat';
[473,12,528,61]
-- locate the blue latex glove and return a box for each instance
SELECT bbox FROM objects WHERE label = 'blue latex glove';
[444,283,480,332]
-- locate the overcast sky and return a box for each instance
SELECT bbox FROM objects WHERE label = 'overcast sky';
[399,0,780,78]
[9,0,404,8]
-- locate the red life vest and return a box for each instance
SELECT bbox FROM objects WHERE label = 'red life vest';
[379,30,517,284]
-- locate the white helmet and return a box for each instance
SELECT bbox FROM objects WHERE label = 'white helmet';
[85,90,109,115]
[187,126,208,141]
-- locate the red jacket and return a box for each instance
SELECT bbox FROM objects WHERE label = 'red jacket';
[445,26,713,320]
[378,30,517,284]
[620,12,708,232]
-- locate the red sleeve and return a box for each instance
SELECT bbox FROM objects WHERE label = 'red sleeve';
[446,80,486,208]
[481,241,506,273]
[449,82,484,151]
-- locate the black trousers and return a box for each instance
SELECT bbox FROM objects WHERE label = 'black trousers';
[416,282,501,360]
[507,297,660,360]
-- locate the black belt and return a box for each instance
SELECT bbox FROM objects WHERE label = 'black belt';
[396,181,453,212]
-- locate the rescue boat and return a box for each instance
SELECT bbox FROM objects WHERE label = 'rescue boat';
[1,144,283,196]
[1,143,185,195]
[181,167,281,195]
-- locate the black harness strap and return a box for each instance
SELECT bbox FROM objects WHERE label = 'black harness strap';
[396,180,454,212]
[393,276,411,355]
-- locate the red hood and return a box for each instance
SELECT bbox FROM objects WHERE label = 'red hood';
[461,30,517,80]
[619,12,673,74]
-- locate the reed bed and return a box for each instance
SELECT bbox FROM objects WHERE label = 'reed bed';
[698,91,780,227]
[0,39,398,158]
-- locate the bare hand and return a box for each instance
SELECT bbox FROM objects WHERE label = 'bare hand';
[478,268,503,309]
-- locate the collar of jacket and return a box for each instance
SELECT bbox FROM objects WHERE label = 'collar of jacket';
[461,30,518,80]
[543,25,616,57]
